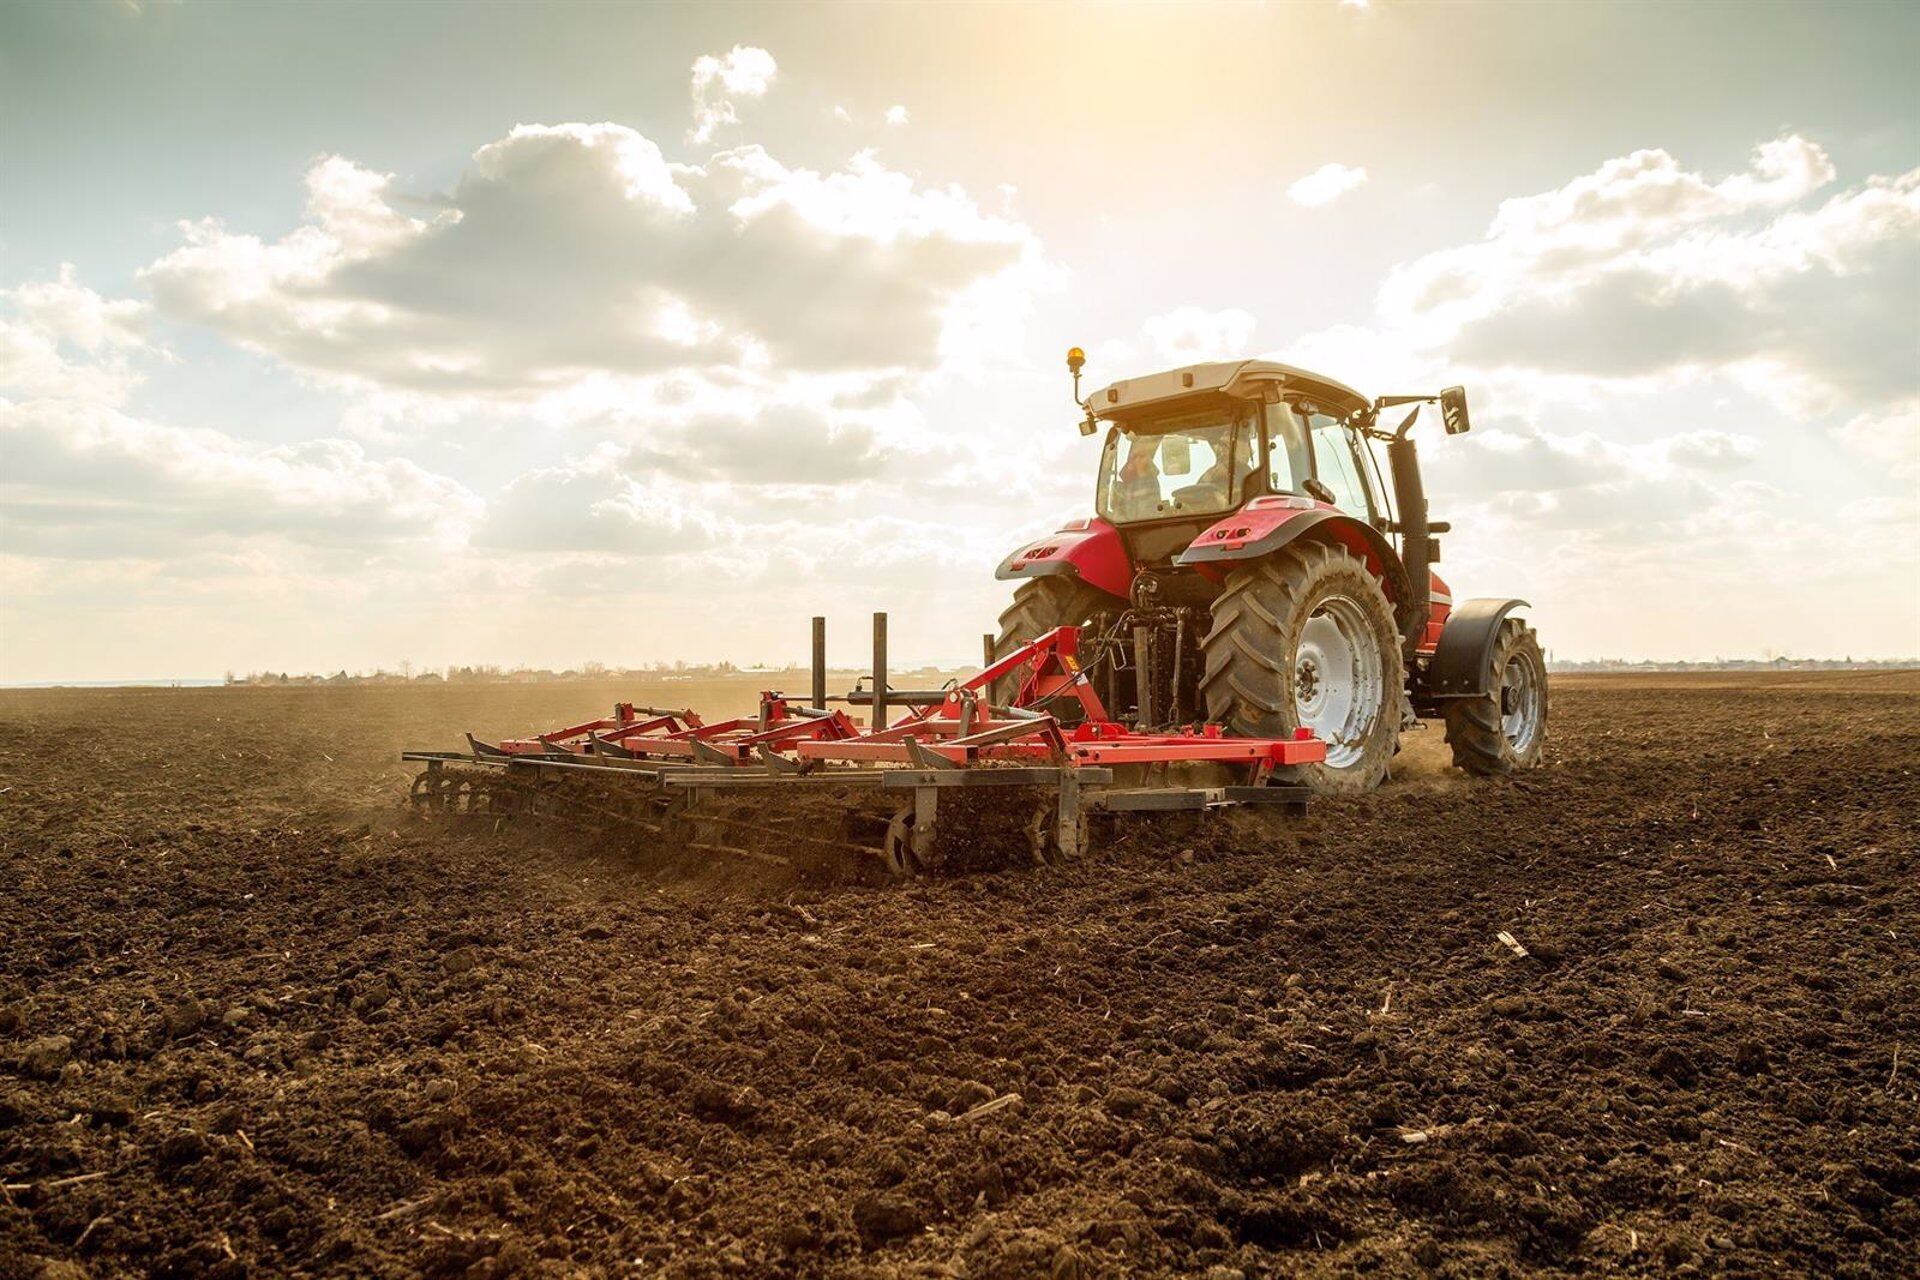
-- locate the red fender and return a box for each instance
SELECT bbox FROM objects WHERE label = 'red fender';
[1175,496,1415,637]
[994,517,1132,600]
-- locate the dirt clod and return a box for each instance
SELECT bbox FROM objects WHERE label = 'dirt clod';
[18,1036,73,1080]
[160,998,207,1040]
[852,1192,923,1248]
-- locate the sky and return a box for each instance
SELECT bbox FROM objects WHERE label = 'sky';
[2,0,1917,681]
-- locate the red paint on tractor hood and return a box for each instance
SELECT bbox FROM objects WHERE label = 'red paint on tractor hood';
[994,517,1132,599]
[1185,494,1326,555]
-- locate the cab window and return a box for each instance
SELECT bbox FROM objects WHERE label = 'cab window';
[1307,412,1375,519]
[1265,401,1311,495]
[1096,408,1256,523]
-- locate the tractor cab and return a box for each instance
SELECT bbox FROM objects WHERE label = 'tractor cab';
[1083,360,1380,569]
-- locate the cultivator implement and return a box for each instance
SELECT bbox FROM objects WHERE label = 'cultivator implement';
[404,615,1325,878]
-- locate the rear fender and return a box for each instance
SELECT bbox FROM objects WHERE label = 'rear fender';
[994,517,1132,600]
[1425,598,1530,698]
[1175,499,1413,635]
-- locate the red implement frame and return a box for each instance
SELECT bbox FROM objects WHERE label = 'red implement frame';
[471,626,1323,776]
[408,622,1326,872]
[485,697,862,766]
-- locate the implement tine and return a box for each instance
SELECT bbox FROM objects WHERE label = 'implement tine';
[756,744,801,775]
[465,733,510,760]
[689,738,737,767]
[587,732,635,759]
[903,735,952,770]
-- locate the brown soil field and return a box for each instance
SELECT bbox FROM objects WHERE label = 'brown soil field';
[2,672,1916,1278]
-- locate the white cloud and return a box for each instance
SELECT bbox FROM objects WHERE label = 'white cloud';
[689,45,777,145]
[831,104,853,123]
[1141,306,1257,364]
[1378,136,1917,414]
[1250,136,1920,659]
[8,265,149,353]
[475,446,714,556]
[1832,400,1920,480]
[884,105,910,127]
[478,456,995,595]
[1,268,477,565]
[1288,162,1369,208]
[138,124,1046,412]
[1435,420,1758,504]
[0,396,478,559]
[0,267,152,405]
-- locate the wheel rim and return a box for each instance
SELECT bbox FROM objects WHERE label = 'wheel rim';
[1293,594,1384,769]
[1500,654,1544,754]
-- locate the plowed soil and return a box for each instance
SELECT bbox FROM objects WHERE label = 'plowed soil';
[2,672,1916,1278]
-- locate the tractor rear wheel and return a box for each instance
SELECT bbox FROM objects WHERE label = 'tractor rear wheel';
[991,575,1111,708]
[1443,618,1548,775]
[1199,541,1404,795]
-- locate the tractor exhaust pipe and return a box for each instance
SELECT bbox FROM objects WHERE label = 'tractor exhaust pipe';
[1387,411,1430,658]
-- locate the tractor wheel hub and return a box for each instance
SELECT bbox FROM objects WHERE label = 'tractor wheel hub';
[1293,595,1384,768]
[1296,657,1321,701]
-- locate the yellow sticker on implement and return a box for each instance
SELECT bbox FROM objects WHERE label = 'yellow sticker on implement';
[1063,655,1079,673]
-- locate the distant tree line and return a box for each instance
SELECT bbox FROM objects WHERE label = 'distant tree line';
[226,660,749,686]
[223,655,1910,687]
[222,660,963,687]
[1547,656,1914,673]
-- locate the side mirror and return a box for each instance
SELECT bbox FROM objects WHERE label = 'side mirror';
[1439,386,1471,435]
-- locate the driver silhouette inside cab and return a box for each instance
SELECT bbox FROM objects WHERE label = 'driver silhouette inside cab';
[1110,434,1166,521]
[1182,428,1258,511]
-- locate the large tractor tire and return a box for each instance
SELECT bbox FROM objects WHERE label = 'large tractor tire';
[1199,541,1404,795]
[1443,618,1548,775]
[990,575,1112,708]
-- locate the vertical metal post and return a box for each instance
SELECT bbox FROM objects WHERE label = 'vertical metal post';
[982,632,995,670]
[1132,624,1156,728]
[1055,767,1084,861]
[1170,612,1186,725]
[810,616,827,710]
[911,786,938,868]
[871,611,888,731]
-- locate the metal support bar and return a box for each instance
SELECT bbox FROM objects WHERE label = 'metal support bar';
[1087,788,1219,812]
[811,615,826,710]
[1132,625,1156,727]
[1056,768,1085,860]
[911,786,939,866]
[844,688,950,707]
[658,771,889,790]
[946,715,1065,751]
[876,766,1114,788]
[872,611,888,733]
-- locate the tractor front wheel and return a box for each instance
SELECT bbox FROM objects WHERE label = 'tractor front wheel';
[1199,542,1404,795]
[1443,618,1548,775]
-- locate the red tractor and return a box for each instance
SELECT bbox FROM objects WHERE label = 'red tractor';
[992,352,1548,794]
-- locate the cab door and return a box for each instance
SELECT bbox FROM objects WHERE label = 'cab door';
[1302,409,1383,522]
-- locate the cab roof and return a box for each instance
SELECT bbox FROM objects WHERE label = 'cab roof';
[1088,359,1369,422]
